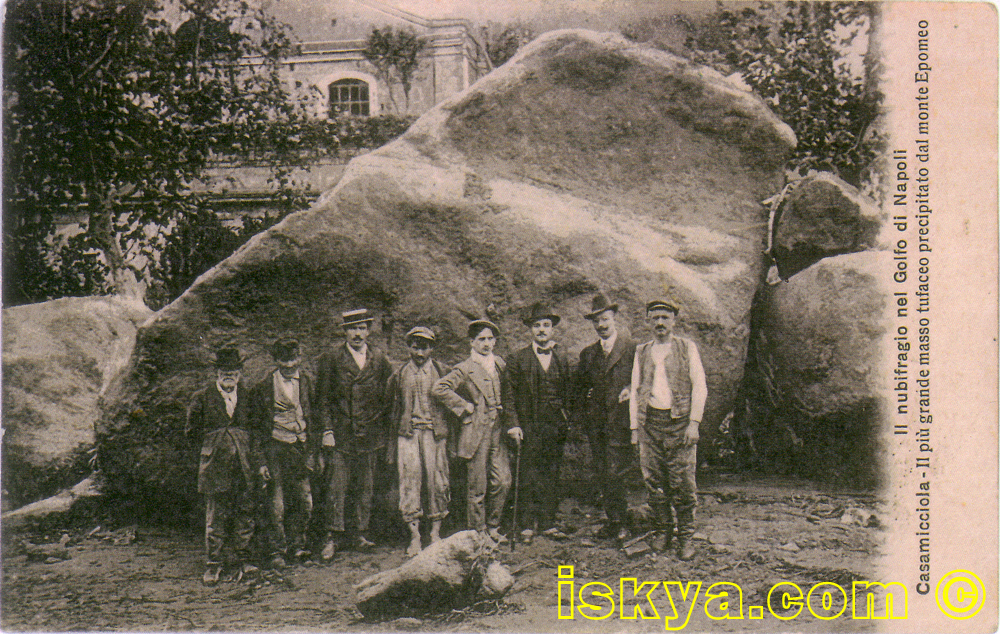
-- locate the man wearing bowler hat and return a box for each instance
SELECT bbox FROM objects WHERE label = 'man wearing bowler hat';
[186,346,261,585]
[249,337,317,569]
[386,326,452,556]
[433,318,519,544]
[507,302,573,541]
[316,308,393,560]
[576,294,637,543]
[629,299,707,561]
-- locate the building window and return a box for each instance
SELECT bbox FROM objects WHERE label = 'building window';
[329,78,370,116]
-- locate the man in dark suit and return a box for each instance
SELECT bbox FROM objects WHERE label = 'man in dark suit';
[433,318,519,545]
[249,338,317,569]
[316,308,393,561]
[575,294,637,543]
[186,346,261,586]
[507,303,573,541]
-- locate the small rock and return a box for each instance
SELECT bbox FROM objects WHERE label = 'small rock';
[778,542,801,552]
[624,541,651,559]
[709,544,731,555]
[748,552,767,564]
[85,526,102,539]
[480,561,514,599]
[806,515,822,524]
[691,532,708,542]
[840,508,873,526]
[44,556,65,565]
[578,538,596,548]
[394,617,422,629]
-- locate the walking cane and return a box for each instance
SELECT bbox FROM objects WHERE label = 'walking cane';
[510,438,521,552]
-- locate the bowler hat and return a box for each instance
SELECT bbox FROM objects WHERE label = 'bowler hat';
[214,347,244,371]
[646,299,679,315]
[271,337,301,362]
[405,326,436,344]
[522,302,560,327]
[342,308,374,327]
[467,319,500,339]
[585,294,619,320]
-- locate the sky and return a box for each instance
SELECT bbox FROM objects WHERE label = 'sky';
[267,0,719,42]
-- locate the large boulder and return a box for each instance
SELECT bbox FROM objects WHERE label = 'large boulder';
[2,296,151,509]
[771,172,883,279]
[97,29,794,506]
[738,251,888,487]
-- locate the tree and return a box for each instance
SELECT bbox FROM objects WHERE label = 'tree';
[624,2,883,189]
[480,21,534,69]
[3,0,309,306]
[362,26,428,113]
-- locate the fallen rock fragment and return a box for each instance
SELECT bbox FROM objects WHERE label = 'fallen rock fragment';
[355,531,511,619]
[624,542,652,559]
[778,541,801,553]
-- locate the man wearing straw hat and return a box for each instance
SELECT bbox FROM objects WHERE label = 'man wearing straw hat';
[629,299,707,561]
[186,346,261,585]
[317,308,393,561]
[433,318,519,545]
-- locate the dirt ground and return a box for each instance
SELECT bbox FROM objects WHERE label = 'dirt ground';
[2,475,883,632]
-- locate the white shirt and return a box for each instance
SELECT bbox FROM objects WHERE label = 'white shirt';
[348,343,368,371]
[533,342,555,372]
[216,382,238,418]
[600,331,618,356]
[470,350,498,377]
[648,342,673,410]
[629,336,707,429]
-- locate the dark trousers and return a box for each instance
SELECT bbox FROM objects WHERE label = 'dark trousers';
[265,440,313,556]
[638,408,697,540]
[324,448,376,534]
[589,432,633,526]
[521,434,565,530]
[204,485,255,565]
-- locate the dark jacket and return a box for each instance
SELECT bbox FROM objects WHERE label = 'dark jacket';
[248,370,318,457]
[432,356,519,460]
[186,383,260,495]
[576,334,636,445]
[507,344,573,445]
[316,343,393,452]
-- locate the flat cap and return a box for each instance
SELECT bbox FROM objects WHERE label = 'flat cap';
[342,308,374,327]
[467,319,500,339]
[646,299,679,314]
[271,337,301,361]
[405,326,436,343]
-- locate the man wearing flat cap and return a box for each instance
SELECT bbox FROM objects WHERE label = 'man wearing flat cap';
[507,302,573,541]
[186,346,261,585]
[629,299,707,561]
[386,326,452,556]
[433,318,519,544]
[316,308,393,560]
[249,337,317,569]
[575,294,637,543]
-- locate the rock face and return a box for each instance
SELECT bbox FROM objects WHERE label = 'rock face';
[97,29,794,505]
[771,172,883,279]
[355,530,510,618]
[2,296,151,508]
[739,251,888,487]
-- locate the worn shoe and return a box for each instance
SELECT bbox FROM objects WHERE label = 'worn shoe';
[677,540,696,561]
[487,528,508,544]
[293,548,311,562]
[542,527,569,541]
[269,554,287,569]
[202,564,222,586]
[320,539,337,563]
[520,529,535,545]
[616,527,630,543]
[356,534,376,551]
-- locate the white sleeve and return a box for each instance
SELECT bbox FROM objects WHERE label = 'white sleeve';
[629,347,641,430]
[688,340,707,423]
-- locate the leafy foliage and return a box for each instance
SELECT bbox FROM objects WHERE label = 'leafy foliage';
[624,2,883,188]
[480,21,535,68]
[2,0,311,305]
[362,26,428,113]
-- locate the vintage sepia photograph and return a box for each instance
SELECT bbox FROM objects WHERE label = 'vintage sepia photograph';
[1,0,996,631]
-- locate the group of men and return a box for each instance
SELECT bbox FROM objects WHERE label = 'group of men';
[185,295,707,586]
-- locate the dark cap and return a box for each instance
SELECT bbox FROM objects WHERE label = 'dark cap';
[522,302,561,327]
[467,319,500,339]
[646,299,679,315]
[405,326,436,344]
[270,337,301,362]
[214,347,244,371]
[342,308,374,327]
[585,294,619,320]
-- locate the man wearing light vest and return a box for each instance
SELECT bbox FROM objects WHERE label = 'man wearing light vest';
[629,299,707,561]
